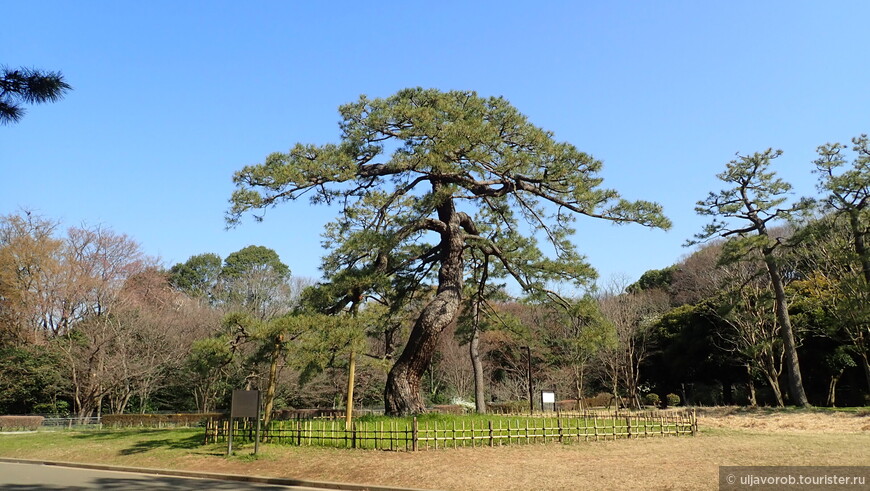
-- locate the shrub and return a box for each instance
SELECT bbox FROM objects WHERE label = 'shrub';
[0,415,44,431]
[32,401,71,416]
[57,400,71,415]
[643,393,661,407]
[584,392,614,408]
[556,399,581,411]
[666,393,681,407]
[450,397,477,413]
[550,394,617,410]
[430,404,465,415]
[487,401,529,414]
[428,391,450,405]
[32,403,56,415]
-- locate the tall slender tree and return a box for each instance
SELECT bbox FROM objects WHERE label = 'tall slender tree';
[692,149,810,406]
[716,258,786,406]
[813,135,870,285]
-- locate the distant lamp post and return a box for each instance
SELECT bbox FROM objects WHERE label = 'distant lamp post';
[527,346,534,414]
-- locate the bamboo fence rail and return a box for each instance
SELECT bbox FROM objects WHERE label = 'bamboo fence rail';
[203,410,696,451]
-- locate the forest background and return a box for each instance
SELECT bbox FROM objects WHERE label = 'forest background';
[2,2,868,417]
[1,128,867,416]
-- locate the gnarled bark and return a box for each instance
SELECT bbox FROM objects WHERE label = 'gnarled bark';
[384,199,465,415]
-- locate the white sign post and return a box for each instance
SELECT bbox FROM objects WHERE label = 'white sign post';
[541,390,556,412]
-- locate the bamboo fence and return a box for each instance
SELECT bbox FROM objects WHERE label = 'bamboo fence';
[203,410,697,451]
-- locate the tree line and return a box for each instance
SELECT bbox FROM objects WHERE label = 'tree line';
[1,88,866,416]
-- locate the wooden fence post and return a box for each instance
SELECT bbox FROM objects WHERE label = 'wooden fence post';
[352,421,357,449]
[525,419,530,444]
[212,408,694,452]
[296,420,302,446]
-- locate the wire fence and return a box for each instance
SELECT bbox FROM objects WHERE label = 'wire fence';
[39,417,102,429]
[203,410,697,451]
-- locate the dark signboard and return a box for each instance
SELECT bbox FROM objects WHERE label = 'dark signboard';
[231,390,260,418]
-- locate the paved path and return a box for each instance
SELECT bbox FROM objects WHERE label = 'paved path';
[0,462,335,490]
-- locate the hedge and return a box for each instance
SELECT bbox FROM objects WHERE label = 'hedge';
[0,416,44,431]
[430,404,466,415]
[101,413,223,428]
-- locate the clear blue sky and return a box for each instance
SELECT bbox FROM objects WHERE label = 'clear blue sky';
[3,1,868,289]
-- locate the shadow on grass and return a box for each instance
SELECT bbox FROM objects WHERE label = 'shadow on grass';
[117,433,204,455]
[70,428,199,441]
[68,428,221,456]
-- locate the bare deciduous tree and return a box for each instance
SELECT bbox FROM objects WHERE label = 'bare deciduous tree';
[598,278,669,409]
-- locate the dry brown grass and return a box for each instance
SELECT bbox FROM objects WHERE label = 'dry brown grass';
[694,406,870,434]
[1,409,869,490]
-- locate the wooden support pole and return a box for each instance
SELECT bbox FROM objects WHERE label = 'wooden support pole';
[345,350,356,431]
[227,419,234,456]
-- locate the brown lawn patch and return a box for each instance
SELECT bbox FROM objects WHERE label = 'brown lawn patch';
[694,407,870,434]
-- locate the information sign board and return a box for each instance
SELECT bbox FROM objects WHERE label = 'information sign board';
[231,390,260,418]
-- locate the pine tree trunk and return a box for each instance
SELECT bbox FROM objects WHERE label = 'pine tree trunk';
[610,368,620,409]
[860,352,870,395]
[384,282,462,414]
[262,337,281,426]
[848,211,870,286]
[470,324,486,413]
[746,364,757,407]
[827,369,843,407]
[722,380,733,406]
[763,371,785,407]
[384,199,464,416]
[762,252,810,406]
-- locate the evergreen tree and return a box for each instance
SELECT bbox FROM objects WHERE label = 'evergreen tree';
[1,66,71,125]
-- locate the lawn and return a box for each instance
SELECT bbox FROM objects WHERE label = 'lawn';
[1,408,868,490]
